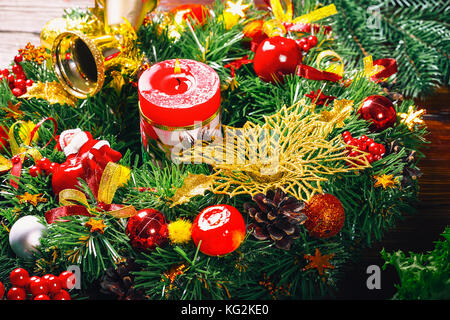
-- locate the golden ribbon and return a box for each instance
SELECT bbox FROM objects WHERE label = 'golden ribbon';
[363,55,385,78]
[316,50,344,77]
[58,162,137,219]
[263,1,337,36]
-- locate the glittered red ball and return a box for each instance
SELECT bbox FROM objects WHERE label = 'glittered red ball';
[304,194,345,239]
[126,209,169,251]
[358,95,397,132]
[191,205,246,256]
[253,36,302,83]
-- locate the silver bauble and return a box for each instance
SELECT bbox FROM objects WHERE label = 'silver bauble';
[9,216,47,260]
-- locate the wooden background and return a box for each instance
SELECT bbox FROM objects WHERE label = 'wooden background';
[0,0,449,299]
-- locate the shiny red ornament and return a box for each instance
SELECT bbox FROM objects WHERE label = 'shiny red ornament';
[7,287,26,300]
[253,36,302,83]
[10,268,30,287]
[170,4,210,26]
[126,209,169,251]
[52,289,71,300]
[191,205,246,256]
[304,194,345,239]
[58,271,76,290]
[358,95,397,132]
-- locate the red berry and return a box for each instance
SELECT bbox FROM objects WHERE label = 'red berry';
[360,135,368,142]
[37,157,51,171]
[368,143,381,155]
[14,55,23,64]
[298,38,308,46]
[12,64,23,75]
[59,271,76,290]
[0,281,4,299]
[52,289,71,300]
[11,87,22,97]
[365,138,374,146]
[307,35,318,47]
[378,144,386,156]
[366,154,374,163]
[47,162,60,174]
[301,43,310,52]
[10,268,30,287]
[15,72,26,80]
[14,78,26,90]
[29,277,49,296]
[1,69,9,77]
[7,287,27,300]
[26,79,34,87]
[7,74,15,84]
[373,154,382,161]
[34,294,51,300]
[42,274,61,294]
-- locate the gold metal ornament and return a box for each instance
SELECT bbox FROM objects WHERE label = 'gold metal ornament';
[51,0,159,99]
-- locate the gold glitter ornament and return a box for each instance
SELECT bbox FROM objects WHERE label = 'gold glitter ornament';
[21,81,78,106]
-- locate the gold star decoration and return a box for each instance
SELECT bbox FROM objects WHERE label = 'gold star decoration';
[225,0,251,18]
[85,218,108,234]
[303,248,335,276]
[2,101,24,119]
[399,105,425,131]
[18,43,49,65]
[17,192,47,206]
[373,174,399,189]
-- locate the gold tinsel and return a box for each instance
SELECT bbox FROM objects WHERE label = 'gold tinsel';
[21,82,78,106]
[173,99,370,203]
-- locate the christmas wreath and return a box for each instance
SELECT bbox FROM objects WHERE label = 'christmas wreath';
[0,0,436,301]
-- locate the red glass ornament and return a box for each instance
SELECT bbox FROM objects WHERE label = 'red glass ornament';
[191,205,246,256]
[253,36,302,83]
[304,194,345,238]
[59,271,76,290]
[0,281,4,299]
[358,95,397,132]
[34,294,51,300]
[52,289,71,300]
[126,209,169,251]
[7,287,26,300]
[42,274,62,294]
[29,277,49,296]
[10,268,30,287]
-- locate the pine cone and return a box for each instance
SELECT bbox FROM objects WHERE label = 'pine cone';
[385,140,422,188]
[100,258,148,300]
[244,189,307,250]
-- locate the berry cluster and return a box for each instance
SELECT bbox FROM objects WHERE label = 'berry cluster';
[0,268,75,300]
[0,55,34,97]
[343,131,386,163]
[296,35,318,53]
[29,157,59,177]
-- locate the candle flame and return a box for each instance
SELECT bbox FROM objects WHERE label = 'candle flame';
[174,59,181,74]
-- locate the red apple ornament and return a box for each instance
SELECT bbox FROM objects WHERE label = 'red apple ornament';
[253,36,302,83]
[191,205,246,256]
[358,95,397,132]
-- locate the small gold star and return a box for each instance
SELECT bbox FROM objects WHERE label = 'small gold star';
[85,218,107,234]
[17,192,47,206]
[399,105,425,131]
[303,248,335,276]
[373,174,399,189]
[225,0,251,18]
[2,101,24,119]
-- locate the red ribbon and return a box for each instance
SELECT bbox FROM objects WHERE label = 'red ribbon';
[224,55,253,77]
[45,205,93,224]
[371,58,398,82]
[296,64,343,82]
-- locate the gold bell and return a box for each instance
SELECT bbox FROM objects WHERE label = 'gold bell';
[51,0,159,99]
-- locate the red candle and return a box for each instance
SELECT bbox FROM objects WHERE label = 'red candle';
[138,59,222,157]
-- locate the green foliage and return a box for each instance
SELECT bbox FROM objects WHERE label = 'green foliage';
[382,227,450,299]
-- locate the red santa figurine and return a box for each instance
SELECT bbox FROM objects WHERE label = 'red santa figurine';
[32,128,122,197]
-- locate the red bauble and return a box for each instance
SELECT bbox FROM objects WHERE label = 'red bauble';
[0,281,4,299]
[170,4,210,26]
[29,277,49,296]
[59,271,76,290]
[191,205,246,256]
[7,287,27,300]
[304,194,345,239]
[10,268,30,287]
[126,209,169,251]
[42,274,62,294]
[253,36,302,83]
[52,289,71,300]
[358,95,397,132]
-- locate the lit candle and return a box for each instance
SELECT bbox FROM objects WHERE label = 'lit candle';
[138,59,222,158]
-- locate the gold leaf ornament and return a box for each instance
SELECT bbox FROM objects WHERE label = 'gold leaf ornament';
[21,82,78,106]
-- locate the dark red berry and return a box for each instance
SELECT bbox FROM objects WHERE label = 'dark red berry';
[52,289,71,300]
[10,268,30,287]
[37,157,51,171]
[7,74,15,84]
[29,277,49,296]
[12,87,22,97]
[366,154,374,163]
[34,294,51,300]
[14,55,23,64]
[14,78,26,90]
[301,43,310,52]
[307,35,318,47]
[29,165,42,177]
[42,274,62,294]
[1,69,9,77]
[7,287,26,300]
[26,79,34,87]
[59,271,76,290]
[12,64,23,75]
